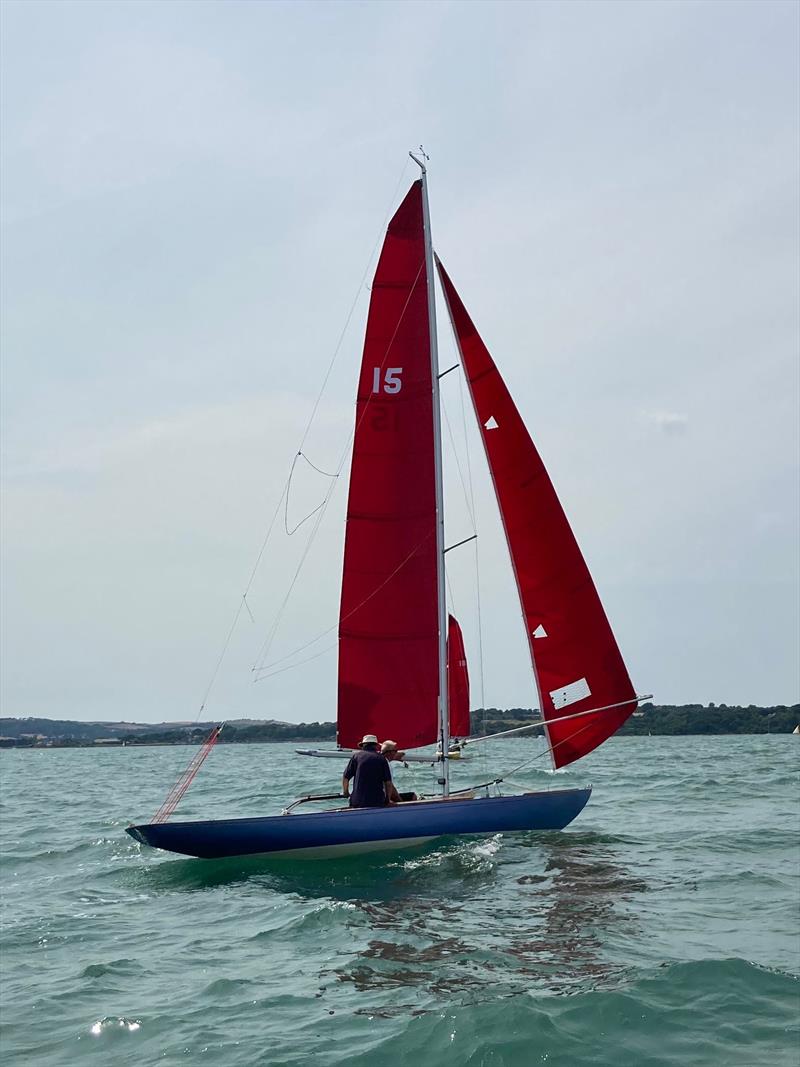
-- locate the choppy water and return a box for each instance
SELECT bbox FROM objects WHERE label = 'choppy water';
[1,736,798,1066]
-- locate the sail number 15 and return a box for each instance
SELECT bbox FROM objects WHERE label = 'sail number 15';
[372,367,403,394]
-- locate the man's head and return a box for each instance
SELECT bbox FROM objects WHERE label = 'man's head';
[381,740,405,761]
[359,733,380,752]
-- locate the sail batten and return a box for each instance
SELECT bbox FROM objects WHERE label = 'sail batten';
[436,257,637,768]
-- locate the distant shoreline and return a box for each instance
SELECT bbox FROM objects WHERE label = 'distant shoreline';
[0,739,334,749]
[1,703,797,749]
[1,734,797,752]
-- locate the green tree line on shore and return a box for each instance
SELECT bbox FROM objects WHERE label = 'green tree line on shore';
[1,704,797,748]
[471,703,798,737]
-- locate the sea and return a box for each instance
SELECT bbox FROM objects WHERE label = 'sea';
[0,735,797,1066]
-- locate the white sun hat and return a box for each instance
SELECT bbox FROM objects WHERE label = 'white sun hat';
[359,734,379,747]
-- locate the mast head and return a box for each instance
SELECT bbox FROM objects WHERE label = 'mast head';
[409,146,429,174]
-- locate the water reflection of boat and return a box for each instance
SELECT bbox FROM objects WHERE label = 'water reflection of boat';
[505,837,648,993]
[322,836,646,1002]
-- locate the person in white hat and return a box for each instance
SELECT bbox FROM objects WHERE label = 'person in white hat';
[341,734,395,808]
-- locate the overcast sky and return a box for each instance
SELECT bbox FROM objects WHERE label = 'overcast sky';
[2,0,798,724]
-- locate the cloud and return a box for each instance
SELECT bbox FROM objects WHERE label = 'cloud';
[642,410,690,435]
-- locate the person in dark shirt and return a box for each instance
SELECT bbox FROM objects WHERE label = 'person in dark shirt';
[342,734,394,808]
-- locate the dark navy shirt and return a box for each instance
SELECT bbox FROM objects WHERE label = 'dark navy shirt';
[343,750,391,808]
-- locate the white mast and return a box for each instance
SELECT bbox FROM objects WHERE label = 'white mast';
[410,150,450,796]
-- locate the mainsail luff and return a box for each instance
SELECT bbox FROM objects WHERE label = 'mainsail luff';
[337,182,439,751]
[436,258,637,768]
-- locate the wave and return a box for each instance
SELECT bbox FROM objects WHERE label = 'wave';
[335,958,799,1067]
[80,958,144,979]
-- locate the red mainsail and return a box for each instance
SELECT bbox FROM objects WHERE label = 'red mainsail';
[337,182,439,750]
[437,258,636,768]
[447,615,470,738]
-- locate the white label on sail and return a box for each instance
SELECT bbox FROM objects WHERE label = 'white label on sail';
[484,416,499,430]
[550,678,591,709]
[532,624,547,638]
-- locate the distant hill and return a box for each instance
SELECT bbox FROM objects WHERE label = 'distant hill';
[0,717,218,741]
[0,716,335,746]
[0,703,797,748]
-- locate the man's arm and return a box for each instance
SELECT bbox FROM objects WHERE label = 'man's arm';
[342,756,356,798]
[387,764,400,803]
[382,760,396,805]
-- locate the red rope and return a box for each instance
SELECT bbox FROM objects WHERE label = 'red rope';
[151,724,223,824]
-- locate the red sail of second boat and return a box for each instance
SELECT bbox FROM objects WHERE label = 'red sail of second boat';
[337,182,439,751]
[447,615,470,739]
[437,258,637,768]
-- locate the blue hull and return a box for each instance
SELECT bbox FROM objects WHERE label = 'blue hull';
[126,787,591,859]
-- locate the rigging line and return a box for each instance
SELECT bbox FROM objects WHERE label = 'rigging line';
[150,166,417,796]
[252,476,337,671]
[298,452,338,478]
[503,718,602,779]
[461,695,651,746]
[283,452,337,537]
[253,530,435,674]
[206,163,415,704]
[332,260,426,476]
[285,501,326,537]
[283,452,301,535]
[443,363,487,772]
[457,712,637,797]
[197,479,289,716]
[441,400,476,529]
[253,641,338,681]
[441,374,485,767]
[458,366,479,520]
[458,369,486,714]
[447,737,556,795]
[251,260,426,674]
[472,539,486,717]
[296,157,412,457]
[294,252,425,508]
[445,568,456,616]
[457,368,488,778]
[151,723,224,823]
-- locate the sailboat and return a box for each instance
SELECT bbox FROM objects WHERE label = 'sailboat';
[127,155,647,860]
